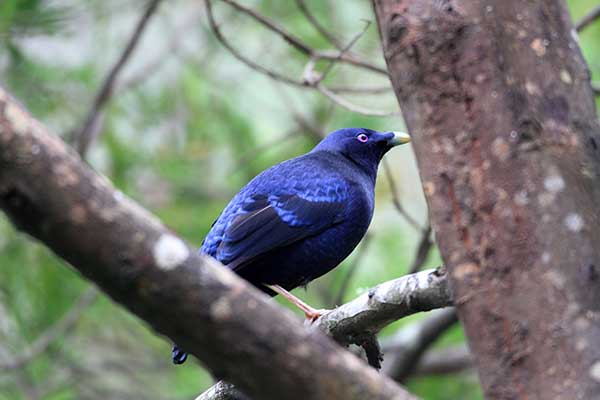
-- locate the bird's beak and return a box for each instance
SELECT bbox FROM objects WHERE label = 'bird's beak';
[387,131,411,147]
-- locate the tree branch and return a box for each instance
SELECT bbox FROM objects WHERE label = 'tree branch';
[0,86,418,400]
[575,4,600,32]
[199,267,451,399]
[314,267,451,342]
[206,0,397,117]
[414,344,473,376]
[220,0,387,75]
[74,0,163,158]
[381,308,458,382]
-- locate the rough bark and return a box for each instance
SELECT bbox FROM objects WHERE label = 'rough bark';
[374,1,600,399]
[0,87,416,400]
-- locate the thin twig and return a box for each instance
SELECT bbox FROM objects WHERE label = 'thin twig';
[381,308,458,382]
[576,5,600,32]
[414,344,473,376]
[74,0,163,158]
[408,224,433,274]
[592,82,600,97]
[207,0,395,117]
[316,84,400,117]
[383,159,422,230]
[117,12,202,94]
[0,288,98,371]
[220,0,387,75]
[294,0,343,49]
[315,20,372,84]
[205,0,307,88]
[327,84,393,94]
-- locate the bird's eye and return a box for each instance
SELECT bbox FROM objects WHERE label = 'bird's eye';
[357,133,369,143]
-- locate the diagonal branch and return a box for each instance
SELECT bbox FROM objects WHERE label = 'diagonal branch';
[381,307,458,382]
[294,0,343,49]
[220,0,387,75]
[199,267,451,399]
[0,86,418,400]
[575,5,600,32]
[74,0,163,158]
[314,267,451,343]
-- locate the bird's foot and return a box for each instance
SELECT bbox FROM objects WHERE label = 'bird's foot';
[266,284,329,322]
[303,307,329,322]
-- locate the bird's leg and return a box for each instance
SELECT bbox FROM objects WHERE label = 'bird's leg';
[266,284,328,321]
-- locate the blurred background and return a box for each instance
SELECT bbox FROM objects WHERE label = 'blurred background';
[0,1,598,399]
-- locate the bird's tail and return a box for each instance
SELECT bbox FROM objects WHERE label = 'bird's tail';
[172,344,188,365]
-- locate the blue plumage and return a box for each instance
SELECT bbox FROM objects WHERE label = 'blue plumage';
[172,128,410,364]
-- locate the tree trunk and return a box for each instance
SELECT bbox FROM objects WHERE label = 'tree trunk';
[373,0,600,398]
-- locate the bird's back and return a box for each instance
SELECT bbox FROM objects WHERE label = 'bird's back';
[200,150,375,290]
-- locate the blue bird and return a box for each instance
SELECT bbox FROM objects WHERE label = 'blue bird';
[172,127,410,364]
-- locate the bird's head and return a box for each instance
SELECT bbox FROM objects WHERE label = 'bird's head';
[311,128,411,176]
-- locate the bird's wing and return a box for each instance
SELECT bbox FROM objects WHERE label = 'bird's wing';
[216,193,346,270]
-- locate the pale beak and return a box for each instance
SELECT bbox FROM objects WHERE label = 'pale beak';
[387,131,411,146]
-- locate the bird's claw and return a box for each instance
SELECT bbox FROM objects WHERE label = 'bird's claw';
[304,308,329,322]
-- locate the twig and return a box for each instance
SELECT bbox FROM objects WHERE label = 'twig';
[414,344,473,376]
[205,0,307,88]
[592,82,600,97]
[294,0,343,49]
[408,224,433,274]
[327,84,392,94]
[316,84,400,117]
[381,308,458,382]
[207,0,395,117]
[314,20,372,84]
[220,0,387,75]
[117,11,202,94]
[383,159,422,230]
[0,288,98,371]
[74,0,163,158]
[576,5,600,32]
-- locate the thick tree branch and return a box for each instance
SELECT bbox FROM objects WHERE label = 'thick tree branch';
[0,87,417,400]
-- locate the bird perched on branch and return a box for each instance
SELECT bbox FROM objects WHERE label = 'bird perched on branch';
[172,127,410,364]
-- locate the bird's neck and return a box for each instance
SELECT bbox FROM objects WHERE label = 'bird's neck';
[340,152,378,185]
